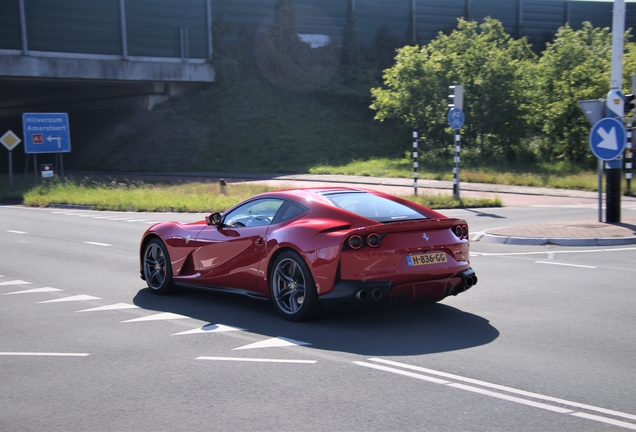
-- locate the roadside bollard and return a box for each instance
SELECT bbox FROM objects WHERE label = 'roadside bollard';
[220,178,227,195]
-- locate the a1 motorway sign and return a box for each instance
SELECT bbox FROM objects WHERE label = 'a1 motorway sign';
[22,113,71,153]
[589,117,626,161]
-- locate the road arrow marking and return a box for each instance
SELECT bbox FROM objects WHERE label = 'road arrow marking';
[173,324,245,335]
[0,352,90,357]
[39,295,102,303]
[120,312,188,323]
[3,287,63,295]
[76,303,139,312]
[233,337,311,350]
[0,280,31,286]
[597,126,618,150]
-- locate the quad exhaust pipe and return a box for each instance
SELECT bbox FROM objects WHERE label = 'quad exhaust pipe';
[455,268,478,294]
[355,288,383,302]
[446,269,478,297]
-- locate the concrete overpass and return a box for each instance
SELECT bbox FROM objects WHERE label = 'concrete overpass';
[0,0,215,117]
[0,0,215,172]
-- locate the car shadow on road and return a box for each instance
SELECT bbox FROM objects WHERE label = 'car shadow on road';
[133,286,499,357]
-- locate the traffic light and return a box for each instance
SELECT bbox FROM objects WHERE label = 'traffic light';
[448,85,464,111]
[624,93,636,115]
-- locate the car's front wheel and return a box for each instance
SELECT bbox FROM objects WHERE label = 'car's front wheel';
[269,251,320,321]
[142,238,174,294]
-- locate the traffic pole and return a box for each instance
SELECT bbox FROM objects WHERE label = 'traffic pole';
[412,130,418,196]
[627,120,633,194]
[453,130,460,200]
[606,0,625,223]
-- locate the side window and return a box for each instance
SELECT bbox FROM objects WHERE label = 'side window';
[278,202,308,223]
[224,199,284,228]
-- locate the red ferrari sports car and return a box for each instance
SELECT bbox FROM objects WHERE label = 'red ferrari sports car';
[139,187,476,321]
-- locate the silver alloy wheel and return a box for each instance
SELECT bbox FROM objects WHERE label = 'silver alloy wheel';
[272,257,307,315]
[144,241,167,290]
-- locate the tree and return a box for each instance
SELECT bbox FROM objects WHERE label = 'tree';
[530,23,613,165]
[371,18,536,163]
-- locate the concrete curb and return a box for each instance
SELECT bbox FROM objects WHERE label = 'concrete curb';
[477,232,636,247]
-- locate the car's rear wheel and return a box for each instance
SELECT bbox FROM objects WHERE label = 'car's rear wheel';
[270,251,320,321]
[143,238,174,294]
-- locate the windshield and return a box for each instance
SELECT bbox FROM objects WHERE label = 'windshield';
[323,192,427,223]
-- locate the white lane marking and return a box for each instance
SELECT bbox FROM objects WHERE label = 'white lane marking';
[0,352,90,357]
[172,324,245,335]
[197,357,316,364]
[120,312,188,323]
[111,217,132,221]
[364,358,636,423]
[531,205,598,209]
[472,247,636,257]
[233,337,311,350]
[126,219,149,223]
[83,242,112,247]
[449,383,572,414]
[535,261,597,269]
[0,280,31,286]
[354,361,450,385]
[572,412,636,431]
[76,303,139,312]
[3,287,63,295]
[6,230,27,234]
[39,295,102,303]
[91,216,111,219]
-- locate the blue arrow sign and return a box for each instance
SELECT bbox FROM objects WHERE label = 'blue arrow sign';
[447,108,464,129]
[589,117,626,161]
[22,113,71,154]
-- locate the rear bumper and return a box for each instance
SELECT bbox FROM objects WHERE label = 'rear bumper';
[318,268,477,309]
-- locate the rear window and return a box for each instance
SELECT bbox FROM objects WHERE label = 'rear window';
[323,191,427,223]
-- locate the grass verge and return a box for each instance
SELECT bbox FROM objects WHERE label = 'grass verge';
[14,177,501,212]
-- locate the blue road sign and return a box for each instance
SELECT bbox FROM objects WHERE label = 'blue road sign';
[448,108,465,129]
[589,117,626,161]
[22,113,71,154]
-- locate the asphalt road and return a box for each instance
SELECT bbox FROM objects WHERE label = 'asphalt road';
[1,203,636,431]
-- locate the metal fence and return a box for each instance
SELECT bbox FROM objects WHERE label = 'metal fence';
[0,0,634,60]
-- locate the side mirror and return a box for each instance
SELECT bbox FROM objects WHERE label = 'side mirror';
[205,212,223,226]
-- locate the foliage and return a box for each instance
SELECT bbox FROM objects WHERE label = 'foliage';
[22,177,277,212]
[18,176,500,211]
[71,1,635,186]
[308,156,603,191]
[371,18,636,167]
[529,23,614,166]
[371,18,537,163]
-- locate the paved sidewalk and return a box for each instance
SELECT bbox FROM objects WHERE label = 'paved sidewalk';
[476,216,636,246]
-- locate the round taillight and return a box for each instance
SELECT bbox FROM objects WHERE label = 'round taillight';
[367,233,381,248]
[348,235,363,249]
[462,225,468,239]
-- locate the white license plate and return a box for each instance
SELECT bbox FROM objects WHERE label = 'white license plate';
[407,252,447,266]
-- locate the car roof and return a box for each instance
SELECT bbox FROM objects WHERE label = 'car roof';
[259,187,367,201]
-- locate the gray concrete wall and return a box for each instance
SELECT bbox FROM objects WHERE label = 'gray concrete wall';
[0,53,215,83]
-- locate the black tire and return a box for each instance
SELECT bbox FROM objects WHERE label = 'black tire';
[269,251,320,321]
[142,238,175,294]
